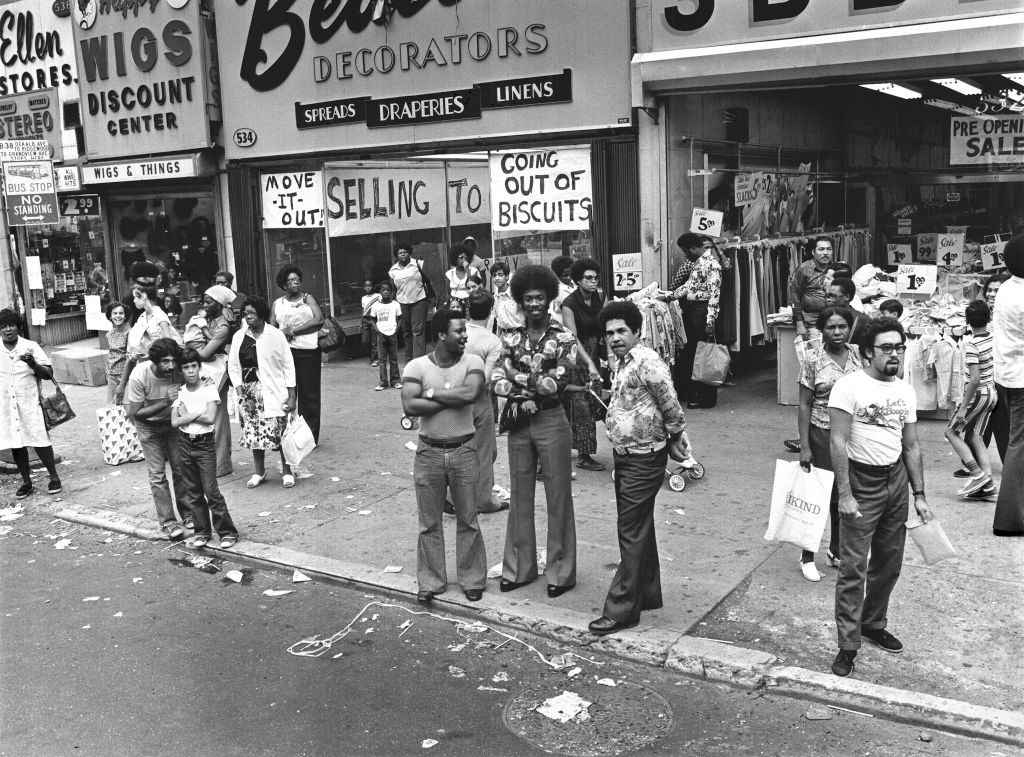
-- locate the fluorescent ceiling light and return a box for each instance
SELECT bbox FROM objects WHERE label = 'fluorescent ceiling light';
[931,78,982,96]
[1003,73,1024,87]
[859,83,922,100]
[923,98,991,118]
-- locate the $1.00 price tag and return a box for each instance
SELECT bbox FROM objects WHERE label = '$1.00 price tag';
[896,264,937,297]
[690,207,723,238]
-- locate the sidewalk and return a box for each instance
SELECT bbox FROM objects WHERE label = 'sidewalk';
[16,341,1024,738]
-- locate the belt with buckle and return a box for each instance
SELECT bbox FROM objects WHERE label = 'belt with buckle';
[183,431,214,442]
[613,441,666,456]
[421,433,474,449]
[850,458,901,474]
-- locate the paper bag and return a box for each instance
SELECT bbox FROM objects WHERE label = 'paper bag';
[281,413,316,467]
[691,341,730,386]
[96,406,145,465]
[906,517,957,565]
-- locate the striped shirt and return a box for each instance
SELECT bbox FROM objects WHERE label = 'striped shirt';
[964,331,995,389]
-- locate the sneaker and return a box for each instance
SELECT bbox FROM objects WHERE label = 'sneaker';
[219,535,238,549]
[183,517,195,530]
[47,478,62,495]
[862,627,903,654]
[831,649,856,677]
[953,466,971,478]
[800,560,821,582]
[375,383,386,391]
[392,382,403,389]
[783,438,801,452]
[161,522,185,540]
[964,482,997,500]
[187,534,210,549]
[958,473,992,497]
[15,482,33,499]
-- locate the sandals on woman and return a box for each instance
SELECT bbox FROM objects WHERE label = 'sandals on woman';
[282,474,295,488]
[246,474,267,489]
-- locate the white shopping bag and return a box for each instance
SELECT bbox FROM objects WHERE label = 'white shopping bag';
[281,414,316,467]
[764,459,833,552]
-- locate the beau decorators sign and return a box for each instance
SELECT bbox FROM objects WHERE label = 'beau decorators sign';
[217,0,631,159]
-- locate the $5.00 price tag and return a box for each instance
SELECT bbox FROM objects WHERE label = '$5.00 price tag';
[690,207,723,238]
[896,264,937,297]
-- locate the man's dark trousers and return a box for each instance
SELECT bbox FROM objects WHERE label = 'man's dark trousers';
[602,447,666,623]
[835,459,908,650]
[177,432,238,539]
[674,300,717,406]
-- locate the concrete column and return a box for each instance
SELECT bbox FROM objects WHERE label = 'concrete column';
[637,97,668,288]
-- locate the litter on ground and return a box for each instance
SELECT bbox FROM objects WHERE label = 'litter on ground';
[382,565,403,573]
[292,570,311,583]
[225,570,244,583]
[535,691,591,724]
[262,589,294,597]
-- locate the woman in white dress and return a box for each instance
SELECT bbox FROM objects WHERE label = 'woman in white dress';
[0,309,63,498]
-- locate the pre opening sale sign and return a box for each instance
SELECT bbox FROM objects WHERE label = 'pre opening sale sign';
[489,147,592,232]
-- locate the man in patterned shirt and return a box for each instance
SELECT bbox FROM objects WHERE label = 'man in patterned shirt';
[670,233,722,409]
[589,300,689,636]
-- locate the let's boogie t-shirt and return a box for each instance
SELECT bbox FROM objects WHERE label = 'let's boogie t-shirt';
[828,370,917,466]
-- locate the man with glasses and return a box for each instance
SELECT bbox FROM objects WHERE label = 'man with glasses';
[669,233,722,409]
[826,317,932,678]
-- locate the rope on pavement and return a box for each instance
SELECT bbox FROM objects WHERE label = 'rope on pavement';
[287,600,605,670]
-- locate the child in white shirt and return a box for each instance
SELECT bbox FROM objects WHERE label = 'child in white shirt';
[371,281,402,390]
[172,348,239,549]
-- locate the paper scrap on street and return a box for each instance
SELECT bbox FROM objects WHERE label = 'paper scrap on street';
[382,565,403,573]
[292,570,312,583]
[421,739,438,749]
[492,672,510,683]
[113,612,123,617]
[109,471,121,477]
[448,666,466,679]
[547,653,574,670]
[357,509,372,515]
[0,505,24,521]
[535,691,592,724]
[331,477,340,482]
[132,577,143,583]
[54,538,72,550]
[447,643,466,652]
[596,678,617,687]
[258,511,272,517]
[566,667,582,678]
[82,596,100,602]
[399,620,413,630]
[262,589,294,597]
[225,570,244,583]
[805,706,834,721]
[477,686,508,692]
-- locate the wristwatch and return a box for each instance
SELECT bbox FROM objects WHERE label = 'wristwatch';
[424,388,435,400]
[912,489,925,497]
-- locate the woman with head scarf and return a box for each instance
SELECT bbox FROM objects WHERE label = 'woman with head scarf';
[181,284,238,476]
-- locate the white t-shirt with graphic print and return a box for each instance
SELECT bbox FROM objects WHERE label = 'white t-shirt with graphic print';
[828,370,916,466]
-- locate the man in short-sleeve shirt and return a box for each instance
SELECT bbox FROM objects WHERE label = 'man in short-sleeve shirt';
[401,309,488,605]
[465,291,505,514]
[826,318,931,678]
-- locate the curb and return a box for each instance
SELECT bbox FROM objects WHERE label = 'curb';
[55,503,1024,747]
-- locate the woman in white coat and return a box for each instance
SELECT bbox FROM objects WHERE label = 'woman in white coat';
[228,296,297,488]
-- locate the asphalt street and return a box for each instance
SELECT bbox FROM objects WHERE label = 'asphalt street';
[0,509,1010,757]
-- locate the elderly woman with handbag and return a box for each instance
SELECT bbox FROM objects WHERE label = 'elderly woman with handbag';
[0,309,64,498]
[228,296,298,489]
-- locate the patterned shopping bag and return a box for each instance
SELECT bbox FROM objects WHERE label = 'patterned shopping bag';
[96,406,145,466]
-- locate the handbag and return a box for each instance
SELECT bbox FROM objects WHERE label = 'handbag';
[281,413,317,466]
[691,340,730,386]
[96,405,145,465]
[906,516,957,565]
[38,377,76,431]
[317,315,343,352]
[415,259,437,302]
[764,459,833,552]
[498,397,531,434]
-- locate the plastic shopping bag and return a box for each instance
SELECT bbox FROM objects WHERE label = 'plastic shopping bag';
[691,341,730,386]
[281,413,316,467]
[764,459,833,552]
[906,516,957,565]
[96,406,145,466]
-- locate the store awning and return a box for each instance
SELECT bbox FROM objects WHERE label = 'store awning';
[80,153,218,186]
[631,13,1024,105]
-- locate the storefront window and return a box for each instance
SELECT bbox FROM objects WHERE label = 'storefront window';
[264,228,330,308]
[109,194,220,302]
[20,212,108,316]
